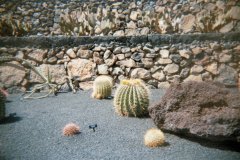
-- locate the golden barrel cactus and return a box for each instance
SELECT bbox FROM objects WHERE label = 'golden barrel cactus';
[144,128,165,148]
[113,79,149,117]
[92,75,113,99]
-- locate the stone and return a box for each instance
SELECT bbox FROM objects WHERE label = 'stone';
[125,29,140,36]
[130,68,151,80]
[169,54,182,63]
[226,6,240,20]
[0,61,26,87]
[180,14,195,33]
[66,49,76,58]
[93,46,106,52]
[157,82,170,89]
[113,47,122,54]
[116,54,125,60]
[202,72,213,81]
[215,64,238,87]
[219,22,234,33]
[127,21,137,29]
[77,49,93,59]
[130,11,139,21]
[218,50,232,63]
[143,46,155,53]
[104,54,117,66]
[112,67,124,76]
[191,47,202,55]
[113,30,125,36]
[157,58,172,65]
[179,49,191,59]
[205,62,218,75]
[47,56,58,64]
[190,65,204,74]
[140,27,150,35]
[116,59,136,68]
[160,50,169,58]
[131,52,143,62]
[79,81,93,90]
[146,53,158,58]
[97,64,109,75]
[28,49,47,63]
[149,81,240,143]
[103,50,112,59]
[67,58,94,81]
[180,68,190,78]
[167,75,180,83]
[93,52,104,65]
[164,64,179,75]
[121,47,131,53]
[152,70,166,81]
[29,64,66,84]
[142,58,154,68]
[184,75,202,82]
[56,51,64,59]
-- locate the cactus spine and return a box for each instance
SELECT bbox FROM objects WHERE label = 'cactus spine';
[0,89,6,121]
[114,79,149,117]
[92,75,113,99]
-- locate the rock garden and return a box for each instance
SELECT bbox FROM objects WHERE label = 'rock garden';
[0,0,240,159]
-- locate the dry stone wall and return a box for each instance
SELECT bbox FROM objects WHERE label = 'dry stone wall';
[0,35,239,92]
[0,0,240,36]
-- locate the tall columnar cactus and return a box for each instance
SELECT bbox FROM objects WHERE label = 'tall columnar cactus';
[0,89,6,121]
[92,75,113,99]
[114,79,149,117]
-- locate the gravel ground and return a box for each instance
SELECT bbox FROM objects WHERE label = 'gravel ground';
[0,89,240,160]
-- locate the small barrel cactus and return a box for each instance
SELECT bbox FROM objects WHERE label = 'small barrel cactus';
[0,88,6,121]
[114,79,149,117]
[144,128,165,148]
[92,75,113,99]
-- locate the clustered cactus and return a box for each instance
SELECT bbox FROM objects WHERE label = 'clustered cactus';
[92,75,113,99]
[113,79,149,117]
[0,89,6,121]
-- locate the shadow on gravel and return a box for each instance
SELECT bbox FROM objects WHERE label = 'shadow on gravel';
[0,113,22,125]
[177,134,240,153]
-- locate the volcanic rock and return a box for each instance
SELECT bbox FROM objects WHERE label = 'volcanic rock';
[149,81,240,143]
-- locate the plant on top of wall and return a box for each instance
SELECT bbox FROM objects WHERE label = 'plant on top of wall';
[92,75,113,99]
[113,79,149,117]
[0,14,31,36]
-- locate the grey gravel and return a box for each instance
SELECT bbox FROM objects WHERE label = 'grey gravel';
[0,89,240,160]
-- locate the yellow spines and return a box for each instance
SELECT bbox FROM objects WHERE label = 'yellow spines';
[144,128,165,148]
[114,79,149,117]
[92,75,113,99]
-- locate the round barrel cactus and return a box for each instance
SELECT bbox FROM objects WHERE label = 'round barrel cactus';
[92,75,113,99]
[114,79,149,117]
[0,89,6,121]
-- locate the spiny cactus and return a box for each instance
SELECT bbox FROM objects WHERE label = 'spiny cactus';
[144,128,165,148]
[92,75,113,99]
[0,89,7,121]
[113,79,149,117]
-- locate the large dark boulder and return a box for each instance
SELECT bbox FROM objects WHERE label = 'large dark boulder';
[149,81,240,143]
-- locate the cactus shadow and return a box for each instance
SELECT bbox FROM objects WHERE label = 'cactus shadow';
[0,113,22,125]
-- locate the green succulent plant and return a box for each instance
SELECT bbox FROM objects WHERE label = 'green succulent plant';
[92,75,113,99]
[114,79,149,117]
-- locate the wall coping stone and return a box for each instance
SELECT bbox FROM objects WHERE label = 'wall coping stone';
[0,32,240,49]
